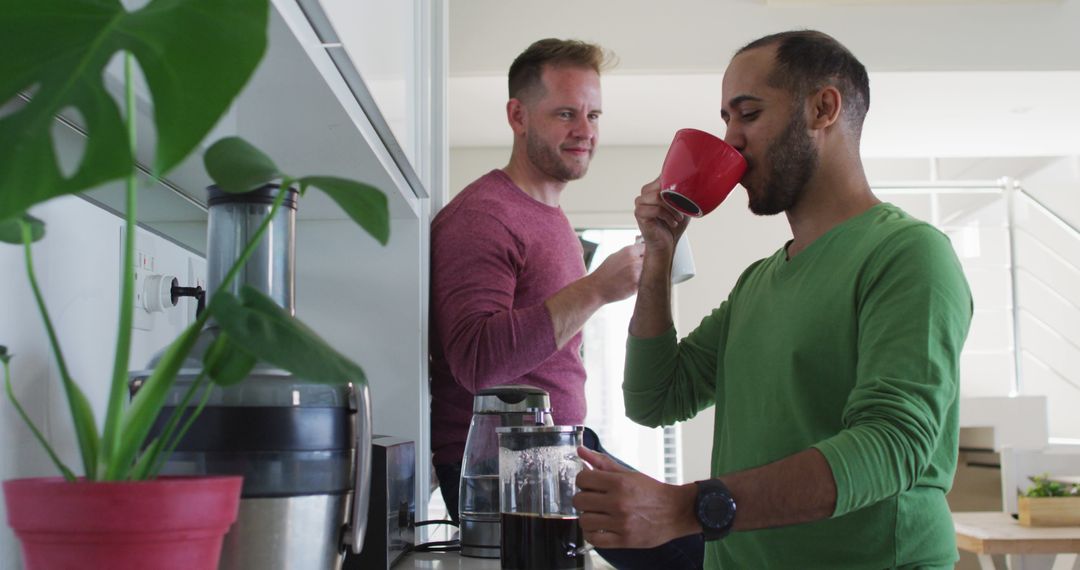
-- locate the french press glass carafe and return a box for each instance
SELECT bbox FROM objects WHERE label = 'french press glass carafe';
[496,425,586,570]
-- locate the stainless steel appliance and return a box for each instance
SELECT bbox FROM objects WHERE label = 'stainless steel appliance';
[459,386,553,559]
[346,436,415,569]
[130,184,371,570]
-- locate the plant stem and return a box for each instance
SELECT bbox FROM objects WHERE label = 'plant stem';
[107,319,203,480]
[3,357,76,481]
[149,374,214,479]
[22,219,99,479]
[101,51,139,479]
[141,370,207,478]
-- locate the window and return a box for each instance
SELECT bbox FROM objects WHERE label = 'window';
[579,228,680,482]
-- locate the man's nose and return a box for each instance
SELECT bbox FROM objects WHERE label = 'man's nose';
[570,116,595,139]
[723,126,745,152]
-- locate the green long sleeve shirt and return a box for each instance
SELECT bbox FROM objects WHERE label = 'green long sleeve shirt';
[625,203,973,569]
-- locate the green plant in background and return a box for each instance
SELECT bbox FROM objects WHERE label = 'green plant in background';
[1022,474,1080,498]
[0,0,388,481]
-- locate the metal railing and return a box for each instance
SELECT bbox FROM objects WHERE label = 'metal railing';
[874,180,1080,402]
[1010,182,1080,398]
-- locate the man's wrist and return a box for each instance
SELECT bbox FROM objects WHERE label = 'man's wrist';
[643,243,676,266]
[548,274,605,318]
[675,482,704,537]
[639,231,676,257]
[577,271,613,306]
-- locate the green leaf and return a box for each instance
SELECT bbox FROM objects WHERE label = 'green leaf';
[203,332,256,386]
[204,136,282,193]
[0,214,45,245]
[17,218,100,478]
[130,436,163,481]
[0,0,269,221]
[212,287,366,385]
[1025,473,1074,497]
[66,383,101,480]
[4,355,76,481]
[110,319,203,480]
[300,176,390,245]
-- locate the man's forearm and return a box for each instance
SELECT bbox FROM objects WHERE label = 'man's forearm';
[545,274,606,349]
[629,245,675,338]
[577,446,837,549]
[714,448,837,531]
[545,242,645,349]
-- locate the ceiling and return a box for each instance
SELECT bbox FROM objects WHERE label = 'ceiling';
[447,0,1080,175]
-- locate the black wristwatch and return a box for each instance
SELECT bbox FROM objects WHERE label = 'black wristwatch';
[694,479,737,541]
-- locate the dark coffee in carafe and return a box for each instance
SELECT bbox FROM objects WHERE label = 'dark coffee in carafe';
[500,513,585,570]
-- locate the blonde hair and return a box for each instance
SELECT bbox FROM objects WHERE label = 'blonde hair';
[508,38,613,101]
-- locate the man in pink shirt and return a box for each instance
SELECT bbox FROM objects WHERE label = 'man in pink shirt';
[430,38,703,569]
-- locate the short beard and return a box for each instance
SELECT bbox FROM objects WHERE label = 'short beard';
[749,110,818,216]
[525,128,588,182]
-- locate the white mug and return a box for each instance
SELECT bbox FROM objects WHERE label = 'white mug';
[635,234,695,285]
[671,234,696,285]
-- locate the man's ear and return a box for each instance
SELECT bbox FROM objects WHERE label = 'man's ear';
[810,86,842,130]
[507,98,528,136]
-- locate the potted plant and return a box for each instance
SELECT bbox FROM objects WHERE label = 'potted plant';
[0,0,389,568]
[1018,473,1080,527]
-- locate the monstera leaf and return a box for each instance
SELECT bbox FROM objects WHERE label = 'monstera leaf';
[204,136,282,194]
[300,176,390,245]
[203,332,257,387]
[212,287,367,386]
[0,214,45,245]
[205,137,390,244]
[0,0,269,222]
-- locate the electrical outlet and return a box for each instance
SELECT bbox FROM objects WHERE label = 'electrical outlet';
[131,242,156,332]
[123,227,201,334]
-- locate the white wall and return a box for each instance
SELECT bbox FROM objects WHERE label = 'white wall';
[295,216,431,516]
[0,196,203,570]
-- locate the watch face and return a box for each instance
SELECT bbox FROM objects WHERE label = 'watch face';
[703,492,735,529]
[696,481,736,539]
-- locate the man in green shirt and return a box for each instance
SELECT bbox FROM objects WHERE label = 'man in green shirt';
[573,30,973,569]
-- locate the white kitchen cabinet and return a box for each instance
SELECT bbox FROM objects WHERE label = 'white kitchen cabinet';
[271,0,443,525]
[268,0,443,525]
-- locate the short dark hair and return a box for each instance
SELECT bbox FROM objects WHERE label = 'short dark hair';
[737,30,870,135]
[508,38,612,101]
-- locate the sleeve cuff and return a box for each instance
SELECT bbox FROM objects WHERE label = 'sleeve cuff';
[812,432,859,518]
[626,326,678,348]
[624,327,678,391]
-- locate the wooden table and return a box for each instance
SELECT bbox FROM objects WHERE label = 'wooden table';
[953,511,1080,570]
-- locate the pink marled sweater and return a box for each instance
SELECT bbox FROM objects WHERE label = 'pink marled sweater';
[429,170,587,466]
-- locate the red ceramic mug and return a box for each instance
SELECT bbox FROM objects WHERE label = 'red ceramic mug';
[659,128,747,217]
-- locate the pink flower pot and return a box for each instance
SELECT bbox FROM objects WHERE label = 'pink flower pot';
[4,476,242,570]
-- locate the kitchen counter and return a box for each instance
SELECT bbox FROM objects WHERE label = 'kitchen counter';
[397,551,612,569]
